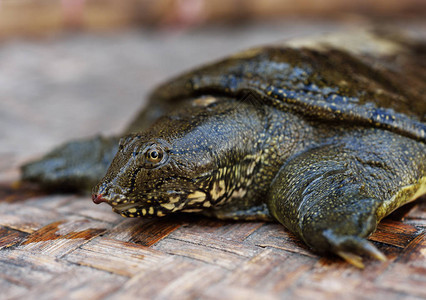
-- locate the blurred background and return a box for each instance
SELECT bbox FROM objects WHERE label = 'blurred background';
[0,0,425,36]
[0,0,425,181]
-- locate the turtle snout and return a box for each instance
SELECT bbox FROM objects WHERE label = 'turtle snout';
[92,193,108,204]
[91,181,129,206]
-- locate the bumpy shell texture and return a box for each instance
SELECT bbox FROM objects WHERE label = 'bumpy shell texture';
[136,30,425,142]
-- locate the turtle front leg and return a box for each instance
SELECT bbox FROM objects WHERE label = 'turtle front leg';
[21,136,119,192]
[267,130,425,267]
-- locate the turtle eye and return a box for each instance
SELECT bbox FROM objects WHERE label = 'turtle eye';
[142,144,167,168]
[146,148,163,163]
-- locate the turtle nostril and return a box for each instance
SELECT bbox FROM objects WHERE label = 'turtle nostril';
[92,193,107,204]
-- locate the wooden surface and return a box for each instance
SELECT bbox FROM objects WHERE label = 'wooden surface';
[0,23,425,299]
[0,183,425,299]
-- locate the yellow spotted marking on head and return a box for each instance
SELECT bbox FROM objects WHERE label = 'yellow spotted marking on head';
[187,191,206,202]
[219,180,226,190]
[161,203,176,210]
[128,208,137,213]
[247,162,256,175]
[229,188,247,199]
[141,208,147,216]
[157,211,165,217]
[211,180,226,201]
[169,196,180,203]
[149,207,154,215]
[222,167,227,175]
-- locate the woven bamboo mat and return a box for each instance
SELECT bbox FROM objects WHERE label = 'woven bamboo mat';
[0,24,425,300]
[0,183,425,299]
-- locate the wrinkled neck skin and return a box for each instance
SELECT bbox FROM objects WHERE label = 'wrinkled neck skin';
[93,96,310,218]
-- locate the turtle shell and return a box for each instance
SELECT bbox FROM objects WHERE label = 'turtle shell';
[145,30,426,142]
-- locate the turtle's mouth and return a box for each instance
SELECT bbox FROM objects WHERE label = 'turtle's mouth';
[91,192,142,214]
[91,192,180,217]
[92,192,127,206]
[91,190,207,217]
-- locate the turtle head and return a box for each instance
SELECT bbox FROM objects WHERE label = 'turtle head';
[91,101,229,218]
[91,130,217,217]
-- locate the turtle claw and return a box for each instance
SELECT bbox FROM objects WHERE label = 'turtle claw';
[323,229,387,268]
[336,243,386,268]
[360,240,387,262]
[336,251,365,269]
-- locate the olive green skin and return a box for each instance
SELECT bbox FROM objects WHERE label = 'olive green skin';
[22,31,426,266]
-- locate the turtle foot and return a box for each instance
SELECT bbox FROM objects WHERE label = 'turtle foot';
[323,229,386,268]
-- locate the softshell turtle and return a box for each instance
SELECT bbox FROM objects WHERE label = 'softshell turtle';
[22,30,426,267]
